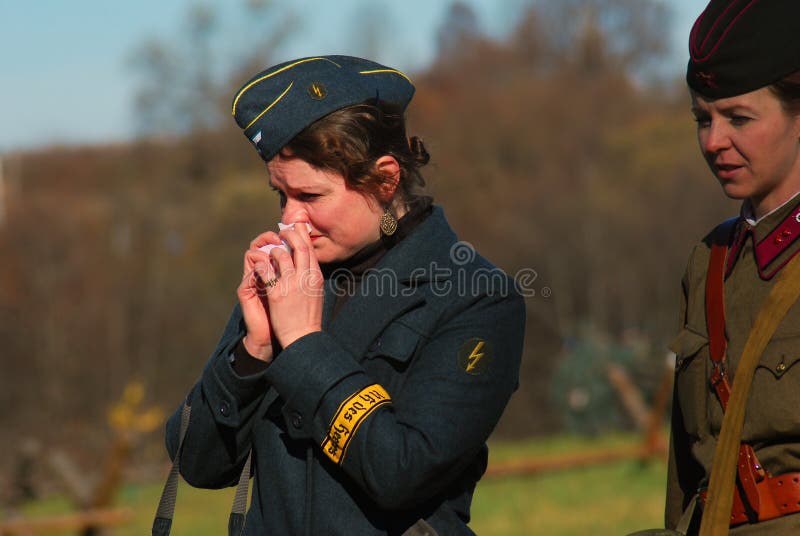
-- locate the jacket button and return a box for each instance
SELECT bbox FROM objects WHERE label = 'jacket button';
[291,412,303,429]
[777,362,787,374]
[219,401,231,417]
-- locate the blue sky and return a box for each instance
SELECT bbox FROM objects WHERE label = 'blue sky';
[0,0,699,152]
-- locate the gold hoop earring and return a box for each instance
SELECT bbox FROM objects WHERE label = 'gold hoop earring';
[380,209,398,236]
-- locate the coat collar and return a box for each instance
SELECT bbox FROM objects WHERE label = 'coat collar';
[373,205,459,283]
[727,193,800,280]
[324,205,459,359]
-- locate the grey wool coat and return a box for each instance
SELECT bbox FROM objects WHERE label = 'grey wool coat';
[166,206,526,535]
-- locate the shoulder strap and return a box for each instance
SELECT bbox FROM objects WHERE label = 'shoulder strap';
[700,247,800,535]
[705,219,737,347]
[152,402,191,536]
[152,402,252,536]
[705,218,739,410]
[228,451,252,535]
[706,234,731,409]
[705,224,765,517]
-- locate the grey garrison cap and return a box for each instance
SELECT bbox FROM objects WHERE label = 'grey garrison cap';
[231,55,415,161]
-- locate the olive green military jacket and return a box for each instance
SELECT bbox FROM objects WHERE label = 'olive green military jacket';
[667,195,800,535]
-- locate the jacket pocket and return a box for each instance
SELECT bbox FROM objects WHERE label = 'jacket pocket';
[670,327,708,371]
[364,322,421,365]
[755,334,800,379]
[362,323,422,390]
[746,335,800,439]
[669,327,709,437]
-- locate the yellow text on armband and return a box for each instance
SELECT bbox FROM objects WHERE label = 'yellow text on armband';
[320,384,391,465]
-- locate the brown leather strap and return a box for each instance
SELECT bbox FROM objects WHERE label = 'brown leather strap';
[701,472,800,526]
[700,241,800,534]
[704,223,767,528]
[706,241,728,369]
[736,444,765,517]
[706,224,735,410]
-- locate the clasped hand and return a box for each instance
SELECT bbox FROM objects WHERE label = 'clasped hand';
[236,223,324,363]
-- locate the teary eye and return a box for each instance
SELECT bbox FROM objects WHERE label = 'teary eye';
[268,184,287,207]
[692,114,711,128]
[729,114,751,126]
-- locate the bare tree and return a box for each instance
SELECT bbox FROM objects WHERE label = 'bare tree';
[130,0,296,138]
[436,1,483,62]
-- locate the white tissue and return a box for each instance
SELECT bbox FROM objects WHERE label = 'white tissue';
[257,222,311,255]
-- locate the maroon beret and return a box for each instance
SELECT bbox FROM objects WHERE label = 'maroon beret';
[687,0,800,98]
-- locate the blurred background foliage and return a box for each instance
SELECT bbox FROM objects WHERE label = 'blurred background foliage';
[0,0,736,508]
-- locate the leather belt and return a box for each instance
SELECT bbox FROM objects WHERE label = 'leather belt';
[701,472,800,526]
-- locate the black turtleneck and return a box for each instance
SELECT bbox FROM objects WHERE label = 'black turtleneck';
[321,196,433,320]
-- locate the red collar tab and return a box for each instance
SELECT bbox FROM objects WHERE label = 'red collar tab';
[754,206,800,279]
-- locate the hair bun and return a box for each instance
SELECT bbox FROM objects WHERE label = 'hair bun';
[409,136,430,165]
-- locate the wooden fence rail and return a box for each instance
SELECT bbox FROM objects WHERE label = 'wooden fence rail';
[0,508,133,536]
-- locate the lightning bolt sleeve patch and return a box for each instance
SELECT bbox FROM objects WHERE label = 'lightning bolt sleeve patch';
[458,338,492,376]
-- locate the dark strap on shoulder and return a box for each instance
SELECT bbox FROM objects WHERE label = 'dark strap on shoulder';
[152,402,252,536]
[228,450,252,534]
[152,402,191,536]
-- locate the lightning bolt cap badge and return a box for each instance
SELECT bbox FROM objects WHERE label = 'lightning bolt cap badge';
[307,82,327,100]
[458,338,492,376]
[232,55,414,162]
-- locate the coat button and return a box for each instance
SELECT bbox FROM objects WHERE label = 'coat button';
[777,362,787,374]
[369,337,382,352]
[219,401,231,417]
[291,412,303,429]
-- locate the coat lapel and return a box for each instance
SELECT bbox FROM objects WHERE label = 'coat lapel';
[322,206,457,360]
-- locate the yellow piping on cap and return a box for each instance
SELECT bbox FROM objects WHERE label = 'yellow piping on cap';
[232,57,341,116]
[245,81,293,131]
[359,68,412,83]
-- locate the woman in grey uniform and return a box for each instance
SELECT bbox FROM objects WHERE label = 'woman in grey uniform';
[163,55,525,535]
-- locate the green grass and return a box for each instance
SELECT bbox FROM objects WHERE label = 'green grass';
[470,433,667,536]
[7,434,667,535]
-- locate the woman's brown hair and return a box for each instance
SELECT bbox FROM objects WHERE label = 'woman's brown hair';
[278,99,430,206]
[770,71,800,115]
